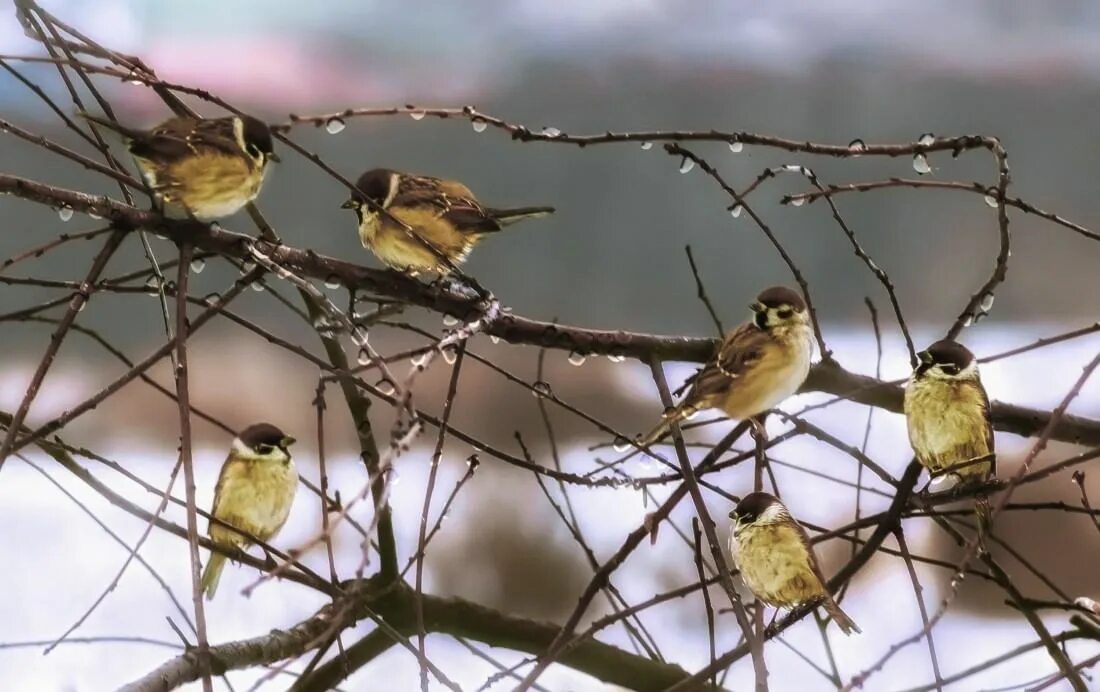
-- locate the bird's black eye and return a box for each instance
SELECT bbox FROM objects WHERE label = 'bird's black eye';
[246,143,261,158]
[940,364,960,376]
[256,443,274,454]
[776,308,793,319]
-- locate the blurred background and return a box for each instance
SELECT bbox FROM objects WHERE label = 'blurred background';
[3,1,1100,690]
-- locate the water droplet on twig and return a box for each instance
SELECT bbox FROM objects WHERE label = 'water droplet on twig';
[612,435,631,453]
[640,141,653,150]
[376,379,396,396]
[471,118,488,133]
[58,206,73,222]
[442,347,458,365]
[730,204,743,218]
[409,109,426,121]
[728,139,743,153]
[251,281,265,292]
[531,381,553,398]
[984,192,998,208]
[847,138,866,155]
[679,157,695,174]
[568,351,586,366]
[607,354,626,363]
[357,347,371,366]
[325,118,346,134]
[411,352,430,369]
[442,314,459,327]
[912,154,931,175]
[918,132,935,146]
[980,293,995,311]
[190,258,205,273]
[790,196,806,207]
[324,275,341,289]
[542,126,561,138]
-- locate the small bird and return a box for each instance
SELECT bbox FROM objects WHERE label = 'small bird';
[200,423,298,600]
[904,339,996,536]
[341,168,554,275]
[729,492,860,635]
[81,112,279,220]
[639,285,813,446]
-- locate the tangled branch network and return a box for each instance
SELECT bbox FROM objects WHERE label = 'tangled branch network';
[3,2,1100,691]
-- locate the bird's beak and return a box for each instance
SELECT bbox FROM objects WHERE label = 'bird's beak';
[340,199,356,210]
[749,302,765,313]
[728,510,738,521]
[267,152,281,163]
[281,435,296,448]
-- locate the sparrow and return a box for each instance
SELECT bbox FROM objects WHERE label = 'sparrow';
[341,168,555,275]
[80,112,279,220]
[729,492,860,635]
[904,339,996,537]
[200,423,298,600]
[639,285,813,446]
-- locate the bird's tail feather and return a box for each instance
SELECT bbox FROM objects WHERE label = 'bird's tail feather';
[486,206,555,226]
[975,496,992,552]
[77,112,142,141]
[823,596,861,635]
[201,553,226,601]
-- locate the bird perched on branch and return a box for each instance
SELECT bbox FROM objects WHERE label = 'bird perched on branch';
[904,339,996,542]
[341,168,555,275]
[729,492,860,635]
[639,285,813,447]
[80,112,279,220]
[201,423,298,600]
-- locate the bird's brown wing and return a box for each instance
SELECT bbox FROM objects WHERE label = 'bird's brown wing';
[978,379,996,476]
[130,117,242,163]
[209,452,236,528]
[395,176,500,233]
[680,322,767,409]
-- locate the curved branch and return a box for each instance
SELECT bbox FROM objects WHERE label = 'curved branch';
[2,174,1099,447]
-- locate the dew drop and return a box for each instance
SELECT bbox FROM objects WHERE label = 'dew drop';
[144,276,159,293]
[411,352,430,369]
[568,351,587,367]
[442,347,458,365]
[542,126,561,138]
[963,314,974,327]
[357,347,371,366]
[730,204,743,218]
[612,435,631,453]
[324,275,341,290]
[918,132,935,146]
[980,293,995,311]
[783,164,803,173]
[203,293,219,306]
[984,193,998,208]
[442,314,459,327]
[912,154,931,175]
[790,196,806,207]
[678,157,695,174]
[251,281,265,292]
[607,354,626,363]
[190,258,205,274]
[489,335,500,345]
[847,138,866,155]
[324,118,346,135]
[377,379,396,396]
[471,118,488,133]
[728,139,744,153]
[240,261,256,275]
[87,210,102,220]
[58,206,73,222]
[531,381,552,398]
[640,141,653,150]
[76,300,86,312]
[409,109,426,121]
[661,406,677,419]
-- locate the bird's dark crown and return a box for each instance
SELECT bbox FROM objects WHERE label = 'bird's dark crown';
[730,491,782,523]
[755,286,805,311]
[238,422,288,450]
[918,339,974,370]
[352,168,398,203]
[240,116,275,156]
